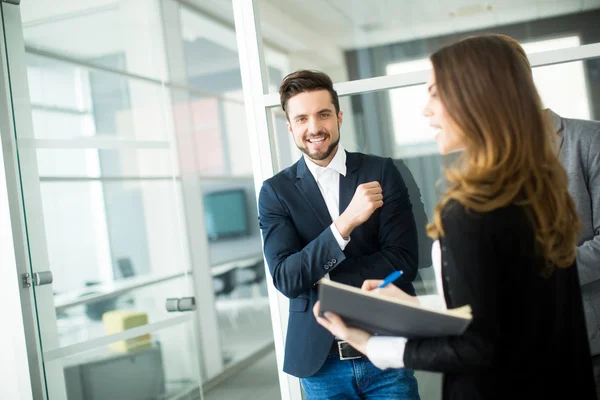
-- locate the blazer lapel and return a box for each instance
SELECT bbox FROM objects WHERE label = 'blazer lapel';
[547,108,565,153]
[295,158,332,228]
[339,151,360,214]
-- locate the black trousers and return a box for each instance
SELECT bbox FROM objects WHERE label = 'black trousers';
[592,354,600,400]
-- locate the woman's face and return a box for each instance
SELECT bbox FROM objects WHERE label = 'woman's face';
[423,68,464,155]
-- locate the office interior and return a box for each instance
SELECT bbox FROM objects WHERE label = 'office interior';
[1,0,599,399]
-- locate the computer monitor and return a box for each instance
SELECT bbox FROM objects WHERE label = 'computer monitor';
[203,189,250,241]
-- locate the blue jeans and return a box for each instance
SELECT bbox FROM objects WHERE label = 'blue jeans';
[301,353,420,399]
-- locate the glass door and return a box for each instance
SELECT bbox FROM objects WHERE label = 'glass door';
[0,2,205,399]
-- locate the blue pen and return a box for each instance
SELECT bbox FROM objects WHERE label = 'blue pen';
[378,270,403,289]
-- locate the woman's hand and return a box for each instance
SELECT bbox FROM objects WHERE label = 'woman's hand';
[361,280,420,305]
[312,301,371,355]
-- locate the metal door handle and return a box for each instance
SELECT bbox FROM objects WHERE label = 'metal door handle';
[166,297,196,312]
[34,271,53,286]
[22,271,54,288]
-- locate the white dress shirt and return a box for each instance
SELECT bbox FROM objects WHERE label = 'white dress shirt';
[303,144,351,279]
[366,240,446,369]
[303,144,351,250]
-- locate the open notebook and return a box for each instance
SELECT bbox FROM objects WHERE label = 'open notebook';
[318,279,472,338]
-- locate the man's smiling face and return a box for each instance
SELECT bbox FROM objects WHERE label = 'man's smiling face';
[286,90,343,167]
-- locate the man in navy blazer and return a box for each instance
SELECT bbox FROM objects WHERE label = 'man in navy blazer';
[258,70,420,399]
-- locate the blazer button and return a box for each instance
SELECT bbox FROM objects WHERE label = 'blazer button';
[332,259,337,264]
[442,246,447,252]
[327,261,333,267]
[445,276,450,282]
[443,261,448,267]
[324,264,330,270]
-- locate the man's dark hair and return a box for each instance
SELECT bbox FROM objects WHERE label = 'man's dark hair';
[279,70,340,119]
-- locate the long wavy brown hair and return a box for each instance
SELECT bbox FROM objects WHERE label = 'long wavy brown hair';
[426,34,581,275]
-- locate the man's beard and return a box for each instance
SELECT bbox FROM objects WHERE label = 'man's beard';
[299,135,340,161]
[297,124,341,161]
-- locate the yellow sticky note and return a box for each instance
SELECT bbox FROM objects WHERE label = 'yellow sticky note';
[102,310,152,353]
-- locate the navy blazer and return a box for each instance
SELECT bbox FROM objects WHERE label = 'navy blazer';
[258,151,418,378]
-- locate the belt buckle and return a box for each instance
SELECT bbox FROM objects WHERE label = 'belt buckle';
[337,340,361,361]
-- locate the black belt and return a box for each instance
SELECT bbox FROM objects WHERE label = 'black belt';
[330,340,362,360]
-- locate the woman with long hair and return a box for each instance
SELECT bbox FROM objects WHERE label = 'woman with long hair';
[314,34,595,398]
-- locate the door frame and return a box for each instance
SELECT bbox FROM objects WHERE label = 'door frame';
[0,3,47,399]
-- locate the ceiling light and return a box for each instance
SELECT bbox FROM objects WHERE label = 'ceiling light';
[449,4,494,18]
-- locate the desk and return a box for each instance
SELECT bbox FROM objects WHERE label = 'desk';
[54,254,265,312]
[210,255,263,276]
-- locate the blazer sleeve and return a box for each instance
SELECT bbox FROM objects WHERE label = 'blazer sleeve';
[258,180,346,299]
[333,158,419,288]
[577,131,600,286]
[403,203,495,373]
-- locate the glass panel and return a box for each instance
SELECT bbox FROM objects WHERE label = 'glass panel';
[14,0,282,398]
[40,180,188,294]
[214,264,272,365]
[257,0,600,91]
[45,322,201,399]
[22,0,168,80]
[200,177,270,366]
[531,52,593,120]
[221,99,253,176]
[179,4,288,95]
[180,6,242,94]
[55,276,193,348]
[27,53,173,142]
[170,87,253,177]
[36,148,176,178]
[170,91,231,176]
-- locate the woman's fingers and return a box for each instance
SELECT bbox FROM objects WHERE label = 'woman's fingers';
[361,279,384,291]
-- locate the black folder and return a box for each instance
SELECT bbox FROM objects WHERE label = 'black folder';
[318,279,472,338]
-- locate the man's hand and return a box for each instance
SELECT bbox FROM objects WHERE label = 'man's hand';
[335,182,383,237]
[361,279,420,305]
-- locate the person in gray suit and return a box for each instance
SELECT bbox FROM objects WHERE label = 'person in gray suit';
[548,108,600,348]
[498,34,600,395]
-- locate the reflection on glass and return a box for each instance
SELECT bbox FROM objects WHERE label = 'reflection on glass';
[55,276,192,348]
[171,94,229,175]
[22,0,167,80]
[19,1,279,397]
[200,178,271,366]
[40,181,187,293]
[213,258,272,365]
[27,54,172,142]
[47,322,200,399]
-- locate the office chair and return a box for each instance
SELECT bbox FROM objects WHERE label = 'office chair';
[237,260,269,312]
[237,260,265,286]
[117,257,136,279]
[213,268,237,298]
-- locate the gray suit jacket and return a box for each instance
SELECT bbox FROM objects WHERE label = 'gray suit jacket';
[550,109,600,355]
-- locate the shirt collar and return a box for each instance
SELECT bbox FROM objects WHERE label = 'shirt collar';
[303,144,347,178]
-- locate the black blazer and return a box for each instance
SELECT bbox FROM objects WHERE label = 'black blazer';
[258,151,418,378]
[404,201,596,399]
